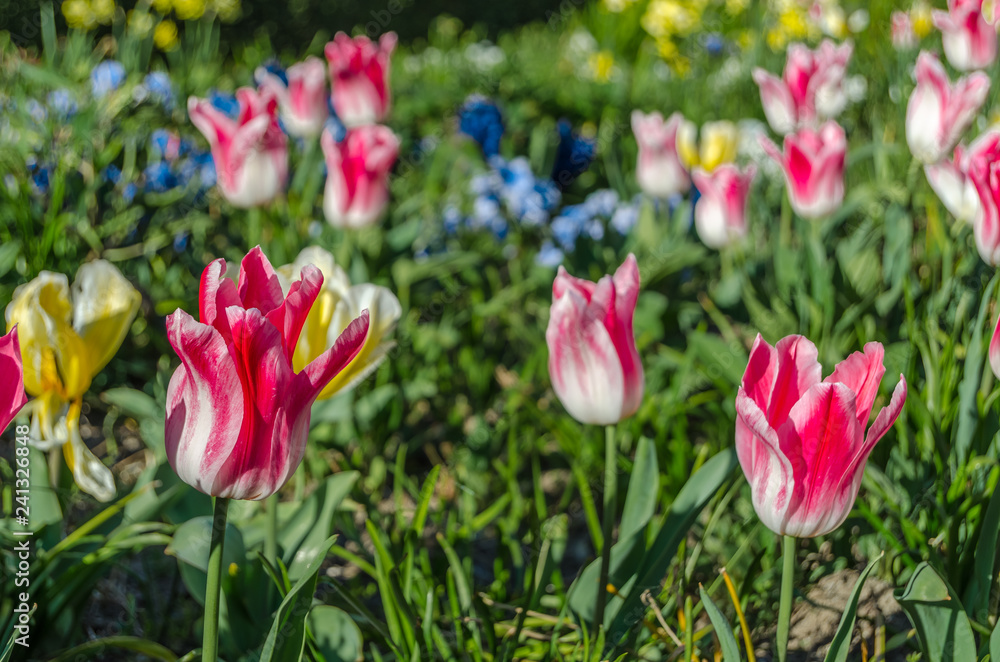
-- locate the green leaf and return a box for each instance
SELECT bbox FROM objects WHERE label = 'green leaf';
[699,585,741,662]
[955,273,1000,464]
[282,472,358,581]
[991,618,1000,662]
[608,447,738,646]
[307,605,363,662]
[48,636,177,662]
[567,437,658,624]
[260,535,338,662]
[894,562,977,662]
[411,465,440,536]
[964,483,1000,623]
[824,554,882,662]
[165,516,245,606]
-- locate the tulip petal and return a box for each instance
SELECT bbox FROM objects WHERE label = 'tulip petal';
[62,400,116,502]
[238,246,286,315]
[735,387,795,534]
[752,68,797,134]
[742,334,778,412]
[608,255,644,417]
[165,310,244,496]
[782,382,863,536]
[265,264,323,364]
[825,342,886,429]
[858,375,908,463]
[297,311,370,404]
[991,314,1000,380]
[767,335,822,428]
[199,259,241,342]
[0,327,28,433]
[71,260,141,378]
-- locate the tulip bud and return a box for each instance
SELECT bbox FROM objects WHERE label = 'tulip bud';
[736,334,906,537]
[631,110,691,199]
[321,124,400,229]
[932,0,997,72]
[546,254,643,425]
[256,57,329,139]
[165,247,371,500]
[760,121,847,219]
[188,87,289,208]
[691,163,756,249]
[325,32,396,127]
[906,51,989,164]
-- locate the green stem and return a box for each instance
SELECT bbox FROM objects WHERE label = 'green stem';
[776,535,796,662]
[265,493,279,564]
[248,207,263,251]
[593,425,617,633]
[203,497,230,662]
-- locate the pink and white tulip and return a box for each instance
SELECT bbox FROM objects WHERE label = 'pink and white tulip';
[752,39,853,135]
[990,308,1000,380]
[760,121,847,219]
[691,164,756,249]
[546,255,643,426]
[164,247,370,500]
[932,0,997,71]
[924,130,1000,224]
[631,110,691,199]
[188,87,289,208]
[905,51,990,165]
[325,32,397,127]
[0,327,28,434]
[966,130,1000,264]
[892,11,918,50]
[736,335,907,538]
[256,57,329,139]
[321,124,399,229]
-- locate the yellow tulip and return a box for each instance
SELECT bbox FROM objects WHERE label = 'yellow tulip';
[676,120,739,172]
[154,19,179,51]
[277,247,401,401]
[6,260,141,502]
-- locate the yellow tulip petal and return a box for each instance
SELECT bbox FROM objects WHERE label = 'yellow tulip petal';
[61,401,116,502]
[700,121,740,172]
[28,393,68,450]
[676,118,699,170]
[71,260,141,379]
[294,289,336,372]
[279,247,351,371]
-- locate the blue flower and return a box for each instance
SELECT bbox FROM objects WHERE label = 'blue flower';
[144,160,177,193]
[122,182,138,204]
[91,60,127,99]
[142,72,175,109]
[535,241,565,267]
[470,194,503,231]
[178,151,216,189]
[551,206,590,249]
[25,99,47,124]
[443,205,462,234]
[46,89,77,119]
[150,128,178,160]
[103,164,122,184]
[323,113,347,143]
[173,231,189,252]
[254,59,288,87]
[209,90,240,119]
[28,161,50,195]
[703,33,725,56]
[459,95,504,157]
[585,218,605,241]
[611,202,640,235]
[583,189,619,218]
[551,120,595,189]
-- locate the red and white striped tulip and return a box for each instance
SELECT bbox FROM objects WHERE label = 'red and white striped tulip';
[906,51,990,165]
[760,121,846,219]
[752,40,853,135]
[321,124,399,229]
[325,32,397,127]
[691,163,756,249]
[256,57,329,139]
[736,335,907,537]
[631,110,691,199]
[0,327,27,434]
[892,11,918,50]
[546,254,643,426]
[966,129,1000,264]
[188,87,289,208]
[164,247,370,500]
[990,308,1000,380]
[924,130,1000,224]
[932,0,997,71]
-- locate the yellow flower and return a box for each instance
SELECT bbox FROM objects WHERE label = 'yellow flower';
[725,0,749,15]
[6,261,141,502]
[62,0,97,30]
[642,0,701,38]
[677,120,739,172]
[588,50,616,83]
[152,0,173,14]
[210,0,241,23]
[92,0,115,24]
[154,19,179,51]
[173,0,206,20]
[127,9,155,37]
[277,247,402,401]
[911,2,933,38]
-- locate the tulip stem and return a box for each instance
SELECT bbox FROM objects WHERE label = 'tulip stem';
[203,497,230,662]
[265,493,278,564]
[594,425,617,635]
[776,535,796,662]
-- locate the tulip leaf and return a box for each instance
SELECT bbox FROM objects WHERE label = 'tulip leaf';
[823,554,881,662]
[894,562,977,662]
[991,618,1000,662]
[699,585,741,662]
[963,482,1000,624]
[608,447,738,644]
[165,516,245,606]
[285,471,358,581]
[567,436,658,623]
[955,272,1000,465]
[261,535,338,662]
[307,605,363,662]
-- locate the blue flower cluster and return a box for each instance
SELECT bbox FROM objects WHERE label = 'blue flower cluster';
[458,95,504,158]
[141,128,216,196]
[537,191,642,266]
[552,120,596,190]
